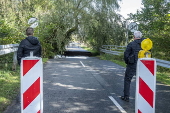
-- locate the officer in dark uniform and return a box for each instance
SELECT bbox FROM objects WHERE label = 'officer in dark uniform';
[121,31,145,102]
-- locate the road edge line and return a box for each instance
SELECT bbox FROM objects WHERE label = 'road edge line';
[108,96,127,113]
[80,61,85,67]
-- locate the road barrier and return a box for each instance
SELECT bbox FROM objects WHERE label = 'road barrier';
[136,58,156,113]
[0,44,19,70]
[21,54,43,113]
[100,45,126,55]
[0,44,19,55]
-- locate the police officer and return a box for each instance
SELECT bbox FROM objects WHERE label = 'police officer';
[121,31,145,102]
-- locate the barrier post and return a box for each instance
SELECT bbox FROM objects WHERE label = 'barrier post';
[21,54,43,113]
[135,58,156,113]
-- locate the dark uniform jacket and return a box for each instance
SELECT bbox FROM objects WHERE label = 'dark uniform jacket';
[17,36,41,65]
[124,38,145,69]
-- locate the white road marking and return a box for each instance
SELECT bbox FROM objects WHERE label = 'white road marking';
[80,61,85,67]
[108,96,127,113]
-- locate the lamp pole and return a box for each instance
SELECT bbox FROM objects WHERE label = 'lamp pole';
[125,20,129,46]
[120,15,129,46]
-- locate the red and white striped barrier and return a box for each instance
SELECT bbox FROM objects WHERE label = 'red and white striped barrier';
[21,57,43,113]
[136,58,156,113]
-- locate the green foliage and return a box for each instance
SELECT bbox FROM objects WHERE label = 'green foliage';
[40,40,55,58]
[156,65,170,85]
[0,69,20,113]
[0,53,14,70]
[0,0,125,57]
[0,20,11,38]
[0,20,23,44]
[129,0,170,61]
[80,5,125,51]
[99,53,126,67]
[42,58,48,63]
[157,72,170,85]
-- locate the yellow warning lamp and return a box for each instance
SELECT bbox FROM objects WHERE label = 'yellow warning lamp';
[141,38,153,51]
[166,14,170,17]
[138,50,151,58]
[138,38,153,58]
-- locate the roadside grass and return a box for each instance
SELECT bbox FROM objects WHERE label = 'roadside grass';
[0,63,20,113]
[0,53,48,113]
[98,53,126,67]
[42,58,48,63]
[156,66,170,85]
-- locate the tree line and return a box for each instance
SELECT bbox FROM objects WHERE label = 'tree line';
[0,0,169,60]
[130,0,170,60]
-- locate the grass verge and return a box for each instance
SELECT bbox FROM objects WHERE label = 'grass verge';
[156,66,170,85]
[42,58,48,63]
[0,64,20,113]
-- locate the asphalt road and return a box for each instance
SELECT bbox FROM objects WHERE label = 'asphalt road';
[3,48,170,113]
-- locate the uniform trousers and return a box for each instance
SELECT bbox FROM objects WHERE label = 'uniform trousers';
[123,64,136,97]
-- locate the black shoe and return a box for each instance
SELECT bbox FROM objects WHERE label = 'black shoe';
[121,96,129,102]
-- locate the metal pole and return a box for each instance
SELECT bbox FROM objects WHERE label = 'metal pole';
[126,30,128,46]
[125,20,129,46]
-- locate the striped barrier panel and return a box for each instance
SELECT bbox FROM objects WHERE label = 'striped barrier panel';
[135,58,156,113]
[21,57,43,113]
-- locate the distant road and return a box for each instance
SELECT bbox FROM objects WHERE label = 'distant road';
[65,45,92,56]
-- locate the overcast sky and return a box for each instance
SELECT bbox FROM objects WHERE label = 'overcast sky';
[118,0,144,18]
